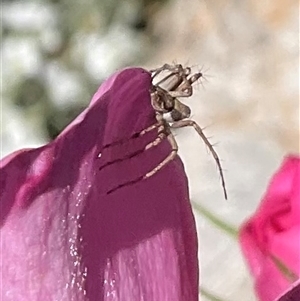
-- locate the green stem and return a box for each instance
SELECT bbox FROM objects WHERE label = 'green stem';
[192,202,298,283]
[270,254,299,283]
[191,201,239,238]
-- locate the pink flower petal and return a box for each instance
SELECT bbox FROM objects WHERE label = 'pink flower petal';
[276,279,300,301]
[0,68,199,301]
[239,155,300,301]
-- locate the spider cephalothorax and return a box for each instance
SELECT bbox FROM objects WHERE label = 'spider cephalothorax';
[150,64,202,122]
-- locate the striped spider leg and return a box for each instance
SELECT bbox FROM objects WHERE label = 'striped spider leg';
[146,64,228,200]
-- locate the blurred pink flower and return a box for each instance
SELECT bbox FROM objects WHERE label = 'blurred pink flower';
[239,155,300,301]
[0,68,199,300]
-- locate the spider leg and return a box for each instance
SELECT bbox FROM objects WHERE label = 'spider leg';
[168,88,192,98]
[99,129,166,171]
[170,119,228,200]
[151,64,201,96]
[150,63,183,79]
[100,122,161,151]
[144,131,178,179]
[144,129,166,150]
[167,71,203,98]
[139,122,162,136]
[105,122,177,194]
[143,113,178,178]
[155,72,183,91]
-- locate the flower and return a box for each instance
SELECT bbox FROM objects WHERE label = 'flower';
[276,279,300,301]
[239,155,300,301]
[0,68,199,300]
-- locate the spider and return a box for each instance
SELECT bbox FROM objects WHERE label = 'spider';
[144,63,228,200]
[100,64,227,199]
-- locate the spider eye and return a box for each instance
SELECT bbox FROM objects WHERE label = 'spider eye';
[163,100,174,111]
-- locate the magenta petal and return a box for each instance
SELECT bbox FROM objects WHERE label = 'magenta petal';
[276,279,300,301]
[0,68,199,301]
[239,156,300,301]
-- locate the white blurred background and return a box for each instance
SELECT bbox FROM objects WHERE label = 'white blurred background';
[1,0,299,300]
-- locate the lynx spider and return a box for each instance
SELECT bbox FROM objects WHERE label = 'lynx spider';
[143,63,228,199]
[101,64,227,199]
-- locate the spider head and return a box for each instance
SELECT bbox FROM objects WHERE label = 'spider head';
[150,85,191,122]
[150,86,175,114]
